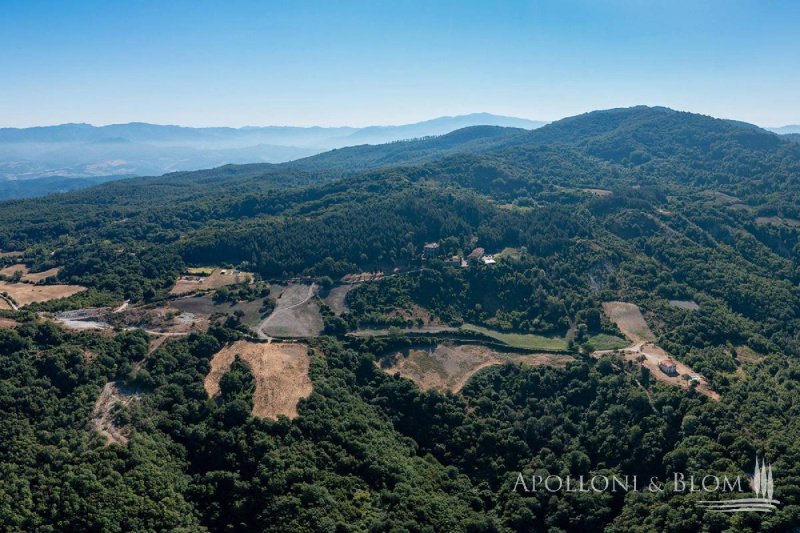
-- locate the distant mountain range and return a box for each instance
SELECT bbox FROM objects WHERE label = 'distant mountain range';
[768,125,800,135]
[0,113,544,199]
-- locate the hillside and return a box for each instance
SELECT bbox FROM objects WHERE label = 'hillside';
[0,113,544,200]
[1,106,799,531]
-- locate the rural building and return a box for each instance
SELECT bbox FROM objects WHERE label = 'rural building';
[423,242,440,257]
[446,255,461,265]
[481,255,497,265]
[467,247,485,261]
[658,359,678,376]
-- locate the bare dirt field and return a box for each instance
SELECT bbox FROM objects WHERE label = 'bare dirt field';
[170,268,253,296]
[323,284,354,315]
[668,299,700,310]
[258,283,323,338]
[602,302,655,343]
[91,381,138,445]
[382,342,573,393]
[0,281,86,307]
[204,340,312,420]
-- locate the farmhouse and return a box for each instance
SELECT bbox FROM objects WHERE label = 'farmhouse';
[423,242,440,257]
[481,255,497,265]
[658,358,678,376]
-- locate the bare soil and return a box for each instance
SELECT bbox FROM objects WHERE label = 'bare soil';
[204,340,312,420]
[383,342,573,393]
[0,281,86,307]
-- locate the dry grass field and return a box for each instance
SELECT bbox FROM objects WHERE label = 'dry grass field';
[0,264,61,282]
[91,382,138,446]
[170,268,253,296]
[383,342,573,393]
[323,284,354,315]
[204,340,312,420]
[0,317,18,328]
[601,302,655,343]
[0,280,86,307]
[258,283,323,338]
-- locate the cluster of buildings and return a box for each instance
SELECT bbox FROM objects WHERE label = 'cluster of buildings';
[423,242,497,266]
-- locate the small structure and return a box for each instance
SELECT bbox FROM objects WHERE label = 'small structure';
[467,247,485,261]
[658,358,678,376]
[446,255,461,265]
[423,242,441,257]
[481,255,497,265]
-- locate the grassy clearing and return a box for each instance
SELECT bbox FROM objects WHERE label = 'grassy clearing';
[461,323,568,351]
[587,334,628,350]
[186,266,216,275]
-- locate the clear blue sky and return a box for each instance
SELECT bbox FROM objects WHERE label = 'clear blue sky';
[2,0,798,128]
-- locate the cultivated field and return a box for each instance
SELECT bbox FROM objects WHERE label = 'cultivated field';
[0,281,86,307]
[257,283,323,338]
[601,302,655,343]
[382,342,573,393]
[170,268,253,296]
[204,340,312,420]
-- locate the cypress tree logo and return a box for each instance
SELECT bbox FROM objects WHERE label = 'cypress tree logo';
[696,457,780,513]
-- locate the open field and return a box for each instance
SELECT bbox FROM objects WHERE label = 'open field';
[186,266,216,275]
[170,268,253,296]
[382,342,573,393]
[601,302,655,343]
[0,318,18,328]
[588,333,629,350]
[0,281,86,307]
[461,323,569,351]
[258,283,323,338]
[204,340,312,420]
[0,264,61,283]
[0,251,23,258]
[323,284,354,315]
[0,298,13,310]
[669,299,699,310]
[91,381,138,446]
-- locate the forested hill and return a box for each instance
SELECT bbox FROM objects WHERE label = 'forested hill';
[2,106,800,530]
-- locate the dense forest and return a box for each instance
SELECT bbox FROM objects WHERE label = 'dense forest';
[1,107,799,531]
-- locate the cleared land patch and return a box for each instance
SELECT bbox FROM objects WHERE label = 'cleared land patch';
[601,302,655,343]
[0,281,86,307]
[204,340,312,420]
[0,317,18,328]
[170,268,253,296]
[0,264,61,283]
[600,301,718,400]
[669,299,699,310]
[258,283,323,338]
[91,381,138,445]
[383,342,573,393]
[462,323,568,351]
[323,284,354,315]
[755,216,800,228]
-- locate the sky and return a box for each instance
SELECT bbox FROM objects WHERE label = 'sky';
[1,0,799,128]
